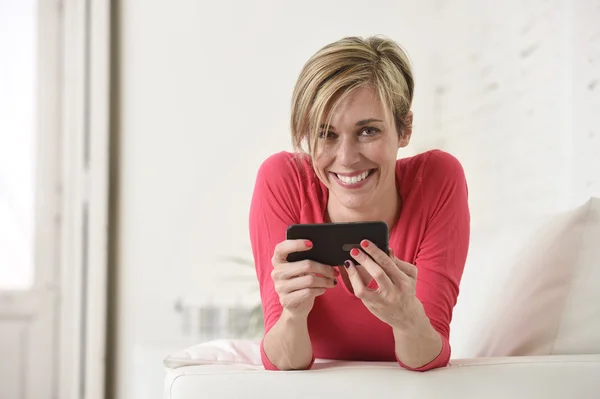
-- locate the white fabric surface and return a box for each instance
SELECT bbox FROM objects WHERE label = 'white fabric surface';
[164,354,600,399]
[450,218,542,358]
[163,339,262,368]
[467,197,600,357]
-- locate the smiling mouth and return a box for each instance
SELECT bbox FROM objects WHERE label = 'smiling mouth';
[332,169,376,185]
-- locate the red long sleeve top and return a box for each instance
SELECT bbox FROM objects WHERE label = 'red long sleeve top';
[249,149,470,371]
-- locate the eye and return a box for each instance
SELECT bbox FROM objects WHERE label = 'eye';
[359,127,380,137]
[319,130,338,139]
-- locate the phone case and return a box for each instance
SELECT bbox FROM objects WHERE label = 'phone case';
[285,221,389,266]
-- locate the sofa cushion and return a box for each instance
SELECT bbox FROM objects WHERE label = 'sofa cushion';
[450,220,539,358]
[164,354,600,399]
[464,197,600,357]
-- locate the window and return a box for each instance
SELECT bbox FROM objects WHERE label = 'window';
[0,0,38,290]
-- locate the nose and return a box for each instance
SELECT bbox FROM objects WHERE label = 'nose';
[336,135,361,167]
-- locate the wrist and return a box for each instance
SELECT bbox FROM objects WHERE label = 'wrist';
[392,298,434,337]
[281,308,309,326]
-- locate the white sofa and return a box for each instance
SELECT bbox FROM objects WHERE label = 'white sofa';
[164,198,600,398]
[164,354,600,399]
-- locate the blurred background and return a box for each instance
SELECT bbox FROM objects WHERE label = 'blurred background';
[1,0,599,398]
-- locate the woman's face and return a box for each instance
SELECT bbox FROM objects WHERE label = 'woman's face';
[313,86,411,212]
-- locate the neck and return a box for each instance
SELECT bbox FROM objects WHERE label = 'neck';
[326,183,401,232]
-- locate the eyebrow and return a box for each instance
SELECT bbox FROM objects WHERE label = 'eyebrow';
[319,118,384,130]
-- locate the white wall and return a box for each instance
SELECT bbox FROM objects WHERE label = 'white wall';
[571,1,600,204]
[114,1,600,398]
[114,1,435,398]
[425,0,600,231]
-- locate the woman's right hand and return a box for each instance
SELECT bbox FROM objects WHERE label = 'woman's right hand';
[271,239,338,318]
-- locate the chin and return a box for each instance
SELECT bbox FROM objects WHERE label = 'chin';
[334,192,374,211]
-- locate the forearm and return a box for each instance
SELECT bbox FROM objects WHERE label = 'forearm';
[393,300,444,370]
[262,309,313,370]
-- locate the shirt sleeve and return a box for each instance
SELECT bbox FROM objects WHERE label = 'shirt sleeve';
[397,150,470,371]
[249,152,316,370]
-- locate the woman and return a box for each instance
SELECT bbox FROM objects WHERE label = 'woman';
[249,36,470,372]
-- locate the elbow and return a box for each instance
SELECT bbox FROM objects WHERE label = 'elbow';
[396,353,449,372]
[261,355,315,371]
[396,333,451,372]
[260,338,314,371]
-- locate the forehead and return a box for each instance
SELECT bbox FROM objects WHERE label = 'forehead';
[325,86,388,125]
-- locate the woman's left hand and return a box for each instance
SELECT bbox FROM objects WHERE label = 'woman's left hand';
[346,240,421,332]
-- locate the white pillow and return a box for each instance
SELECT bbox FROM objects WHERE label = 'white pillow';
[450,221,541,358]
[163,339,262,369]
[467,197,600,357]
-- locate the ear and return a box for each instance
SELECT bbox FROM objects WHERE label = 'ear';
[398,111,413,148]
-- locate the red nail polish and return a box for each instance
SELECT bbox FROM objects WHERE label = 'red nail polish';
[334,268,340,277]
[305,240,313,248]
[360,240,369,248]
[351,248,360,257]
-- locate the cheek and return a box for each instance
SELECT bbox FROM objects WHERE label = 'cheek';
[313,155,330,177]
[367,143,396,167]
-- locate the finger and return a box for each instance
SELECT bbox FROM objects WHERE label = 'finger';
[272,239,313,263]
[343,259,372,300]
[391,256,418,280]
[278,274,336,294]
[360,240,406,282]
[349,247,394,291]
[388,247,418,279]
[277,259,337,280]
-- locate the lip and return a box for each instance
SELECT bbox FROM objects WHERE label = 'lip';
[330,169,376,189]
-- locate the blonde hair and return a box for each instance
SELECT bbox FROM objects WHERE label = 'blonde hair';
[290,36,414,157]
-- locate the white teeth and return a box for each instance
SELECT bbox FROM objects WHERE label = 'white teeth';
[336,170,371,184]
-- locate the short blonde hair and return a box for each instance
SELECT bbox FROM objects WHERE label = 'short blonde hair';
[290,36,414,157]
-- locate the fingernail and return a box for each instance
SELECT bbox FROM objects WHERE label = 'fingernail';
[334,268,340,277]
[333,279,338,285]
[305,240,312,248]
[350,248,360,257]
[344,260,352,269]
[360,240,369,248]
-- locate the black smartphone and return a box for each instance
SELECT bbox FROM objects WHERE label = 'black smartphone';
[285,221,389,266]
